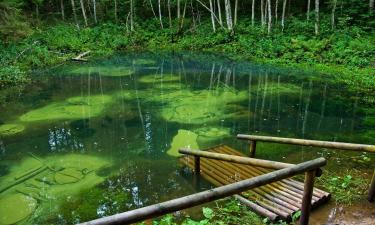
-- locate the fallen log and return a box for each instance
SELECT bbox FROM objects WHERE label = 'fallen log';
[72,51,91,61]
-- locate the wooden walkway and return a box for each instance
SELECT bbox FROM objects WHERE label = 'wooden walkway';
[180,144,331,221]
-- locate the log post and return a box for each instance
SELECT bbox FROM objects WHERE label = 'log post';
[368,169,375,202]
[249,140,257,157]
[300,169,316,225]
[194,156,200,174]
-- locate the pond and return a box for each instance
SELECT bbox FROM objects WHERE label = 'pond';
[0,52,374,224]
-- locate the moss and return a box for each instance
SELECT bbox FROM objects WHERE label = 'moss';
[69,66,134,77]
[19,95,113,122]
[0,123,25,136]
[138,74,180,83]
[0,193,37,225]
[154,88,248,124]
[195,126,231,145]
[251,82,301,96]
[167,130,199,157]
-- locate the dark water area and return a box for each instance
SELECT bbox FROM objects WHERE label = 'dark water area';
[0,52,374,224]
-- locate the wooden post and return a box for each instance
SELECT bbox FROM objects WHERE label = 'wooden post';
[368,169,375,202]
[249,140,257,157]
[300,170,316,225]
[194,156,200,174]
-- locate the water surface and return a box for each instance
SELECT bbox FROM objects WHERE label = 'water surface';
[0,52,374,224]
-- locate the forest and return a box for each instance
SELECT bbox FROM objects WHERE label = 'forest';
[1,0,374,93]
[0,0,375,225]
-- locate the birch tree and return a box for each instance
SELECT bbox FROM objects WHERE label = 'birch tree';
[251,0,255,26]
[261,0,265,27]
[158,0,164,28]
[315,0,319,35]
[209,0,216,31]
[217,0,223,26]
[234,0,238,26]
[267,0,272,34]
[281,0,287,31]
[70,0,79,27]
[114,0,118,23]
[80,0,88,26]
[307,0,310,21]
[275,0,279,23]
[224,0,233,31]
[130,0,134,31]
[177,0,181,18]
[168,0,172,28]
[370,0,374,12]
[331,0,337,30]
[92,0,97,24]
[61,0,65,20]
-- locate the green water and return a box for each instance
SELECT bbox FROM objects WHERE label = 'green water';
[0,52,374,224]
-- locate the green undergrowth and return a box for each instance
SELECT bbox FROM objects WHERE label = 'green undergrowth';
[1,18,374,103]
[316,169,369,205]
[139,199,302,225]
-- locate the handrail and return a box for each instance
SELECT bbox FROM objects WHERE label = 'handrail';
[237,134,375,153]
[78,157,327,225]
[179,148,293,170]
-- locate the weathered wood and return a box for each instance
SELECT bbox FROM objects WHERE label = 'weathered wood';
[72,51,91,61]
[179,148,293,170]
[368,169,375,202]
[249,140,257,157]
[235,194,279,221]
[79,158,326,225]
[237,134,375,153]
[300,170,316,225]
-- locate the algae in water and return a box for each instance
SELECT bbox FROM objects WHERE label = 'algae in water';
[69,66,134,77]
[167,130,199,157]
[154,88,248,124]
[0,193,37,225]
[139,74,180,83]
[20,95,113,122]
[0,124,25,136]
[195,126,231,145]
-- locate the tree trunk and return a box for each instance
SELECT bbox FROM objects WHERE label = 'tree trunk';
[331,0,337,30]
[224,0,233,31]
[149,0,158,20]
[307,0,310,21]
[275,0,279,23]
[370,0,374,12]
[179,0,187,30]
[114,0,118,23]
[130,0,134,31]
[267,0,272,34]
[71,0,79,27]
[217,0,223,26]
[315,0,319,35]
[177,0,181,18]
[281,0,287,31]
[61,0,65,20]
[93,0,97,23]
[168,0,172,28]
[80,0,88,26]
[158,0,164,28]
[261,0,265,27]
[35,4,39,20]
[234,0,238,26]
[209,0,216,31]
[251,0,255,26]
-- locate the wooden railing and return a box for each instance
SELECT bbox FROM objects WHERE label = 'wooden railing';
[236,134,375,202]
[79,154,327,225]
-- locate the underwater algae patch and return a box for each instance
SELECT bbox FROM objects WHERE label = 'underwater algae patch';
[0,124,25,136]
[251,82,301,96]
[68,66,134,77]
[19,95,113,122]
[133,59,156,66]
[0,193,37,225]
[139,74,180,83]
[167,130,199,157]
[0,153,111,224]
[195,127,231,146]
[154,88,249,124]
